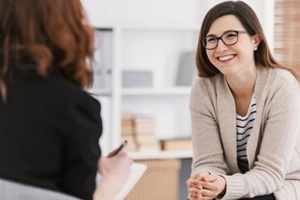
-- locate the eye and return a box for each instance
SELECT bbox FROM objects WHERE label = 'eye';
[224,32,237,40]
[206,37,217,43]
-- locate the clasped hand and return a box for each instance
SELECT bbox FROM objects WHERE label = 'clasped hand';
[186,172,226,200]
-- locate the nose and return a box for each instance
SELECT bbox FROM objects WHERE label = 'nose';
[215,39,228,52]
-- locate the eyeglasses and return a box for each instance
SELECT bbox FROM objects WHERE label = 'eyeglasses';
[202,30,248,50]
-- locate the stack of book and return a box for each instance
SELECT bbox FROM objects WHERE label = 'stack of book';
[134,115,160,152]
[121,112,138,152]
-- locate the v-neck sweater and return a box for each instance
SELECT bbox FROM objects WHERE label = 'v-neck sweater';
[190,66,300,199]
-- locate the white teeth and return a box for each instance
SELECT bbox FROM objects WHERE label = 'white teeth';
[219,55,234,61]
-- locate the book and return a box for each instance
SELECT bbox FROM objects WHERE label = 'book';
[134,117,155,134]
[121,112,135,136]
[114,163,147,200]
[121,126,135,136]
[138,142,161,152]
[135,134,158,144]
[160,138,192,151]
[122,119,134,127]
[175,51,196,86]
[92,29,113,89]
[134,123,155,134]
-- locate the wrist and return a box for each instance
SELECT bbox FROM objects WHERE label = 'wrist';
[219,175,227,195]
[94,179,116,200]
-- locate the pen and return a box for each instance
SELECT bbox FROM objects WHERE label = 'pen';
[107,140,128,157]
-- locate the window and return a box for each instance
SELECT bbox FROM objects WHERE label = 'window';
[274,0,300,71]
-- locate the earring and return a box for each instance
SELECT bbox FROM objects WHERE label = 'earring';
[254,47,257,51]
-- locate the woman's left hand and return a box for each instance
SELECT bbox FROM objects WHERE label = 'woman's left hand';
[188,173,226,200]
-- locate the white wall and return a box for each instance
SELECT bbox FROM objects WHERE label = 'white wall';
[81,0,273,48]
[81,0,205,26]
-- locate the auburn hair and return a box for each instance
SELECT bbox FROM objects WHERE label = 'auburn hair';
[0,0,95,99]
[196,1,300,80]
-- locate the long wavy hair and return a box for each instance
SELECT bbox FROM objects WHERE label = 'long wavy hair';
[0,0,95,100]
[196,0,300,80]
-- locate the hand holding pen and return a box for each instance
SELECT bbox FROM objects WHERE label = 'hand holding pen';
[97,140,132,179]
[107,140,128,157]
[95,140,132,200]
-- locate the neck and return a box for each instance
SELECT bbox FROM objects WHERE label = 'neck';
[226,67,256,116]
[225,67,257,98]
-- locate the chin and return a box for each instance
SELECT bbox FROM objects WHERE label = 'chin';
[218,67,238,77]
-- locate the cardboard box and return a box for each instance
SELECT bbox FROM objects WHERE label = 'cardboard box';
[126,159,181,200]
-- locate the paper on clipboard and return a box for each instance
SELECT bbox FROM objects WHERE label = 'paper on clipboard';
[114,163,147,200]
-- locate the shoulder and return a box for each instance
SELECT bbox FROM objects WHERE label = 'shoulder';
[43,71,102,138]
[190,74,225,109]
[191,74,225,98]
[18,69,103,127]
[258,66,299,89]
[257,66,300,104]
[46,71,100,111]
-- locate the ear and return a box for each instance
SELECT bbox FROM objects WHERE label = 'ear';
[252,34,261,50]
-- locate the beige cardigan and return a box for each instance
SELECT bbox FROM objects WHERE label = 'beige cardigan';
[190,66,300,200]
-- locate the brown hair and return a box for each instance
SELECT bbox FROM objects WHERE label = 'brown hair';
[0,0,95,100]
[196,0,300,80]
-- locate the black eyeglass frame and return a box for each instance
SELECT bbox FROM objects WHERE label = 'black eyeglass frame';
[202,30,248,50]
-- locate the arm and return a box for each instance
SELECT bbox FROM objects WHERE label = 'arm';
[187,79,228,199]
[189,79,228,175]
[93,151,133,200]
[61,94,133,200]
[60,95,102,200]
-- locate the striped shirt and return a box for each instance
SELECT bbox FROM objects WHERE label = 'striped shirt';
[236,96,257,173]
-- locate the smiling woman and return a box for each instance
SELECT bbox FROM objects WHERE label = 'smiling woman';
[186,1,300,200]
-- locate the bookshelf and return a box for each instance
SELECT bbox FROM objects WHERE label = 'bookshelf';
[121,87,191,96]
[82,0,204,155]
[88,24,199,154]
[83,0,273,156]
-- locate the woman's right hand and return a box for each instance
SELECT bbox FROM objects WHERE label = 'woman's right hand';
[186,171,226,200]
[186,172,210,200]
[94,151,133,200]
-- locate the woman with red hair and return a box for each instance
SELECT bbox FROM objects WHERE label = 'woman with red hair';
[0,0,132,199]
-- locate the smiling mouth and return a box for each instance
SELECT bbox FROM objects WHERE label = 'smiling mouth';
[218,55,235,61]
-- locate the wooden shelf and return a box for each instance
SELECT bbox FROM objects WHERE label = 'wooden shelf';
[87,88,112,96]
[122,87,191,96]
[128,150,192,160]
[92,22,199,32]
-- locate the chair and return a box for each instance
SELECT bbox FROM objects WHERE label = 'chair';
[0,178,81,200]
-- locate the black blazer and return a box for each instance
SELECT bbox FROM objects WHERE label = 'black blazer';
[0,68,102,200]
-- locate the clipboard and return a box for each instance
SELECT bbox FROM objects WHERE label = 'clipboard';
[114,163,147,200]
